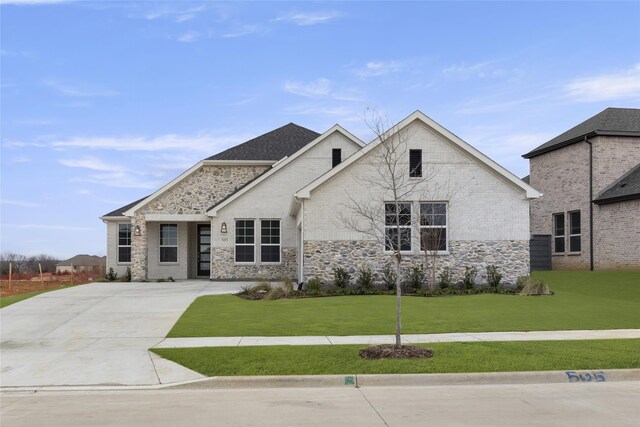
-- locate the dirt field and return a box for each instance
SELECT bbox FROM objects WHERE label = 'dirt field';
[0,273,95,297]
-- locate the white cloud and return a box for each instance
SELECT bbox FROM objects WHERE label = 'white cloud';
[14,118,56,126]
[44,80,118,97]
[176,30,200,43]
[457,94,548,114]
[144,5,206,22]
[73,172,161,189]
[1,223,94,231]
[284,78,360,101]
[442,61,506,79]
[221,24,265,38]
[0,0,71,4]
[8,155,32,164]
[353,61,404,78]
[0,199,44,208]
[564,64,640,102]
[274,11,342,26]
[59,156,126,172]
[51,133,246,153]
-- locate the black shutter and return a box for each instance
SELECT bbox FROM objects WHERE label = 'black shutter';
[409,149,422,177]
[332,148,342,167]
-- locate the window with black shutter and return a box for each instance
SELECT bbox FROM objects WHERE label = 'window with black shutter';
[332,148,342,168]
[409,149,422,177]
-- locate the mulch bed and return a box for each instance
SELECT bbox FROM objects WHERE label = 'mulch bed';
[359,344,433,359]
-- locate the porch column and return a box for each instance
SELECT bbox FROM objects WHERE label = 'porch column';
[130,213,148,281]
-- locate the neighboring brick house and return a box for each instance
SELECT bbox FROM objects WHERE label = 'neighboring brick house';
[523,107,640,270]
[56,254,106,274]
[102,111,540,283]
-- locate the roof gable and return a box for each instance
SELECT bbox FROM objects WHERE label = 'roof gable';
[207,125,365,216]
[296,110,541,200]
[207,123,320,161]
[523,107,640,158]
[593,163,640,205]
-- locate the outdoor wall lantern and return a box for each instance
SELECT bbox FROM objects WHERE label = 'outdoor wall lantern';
[133,225,141,236]
[220,222,227,234]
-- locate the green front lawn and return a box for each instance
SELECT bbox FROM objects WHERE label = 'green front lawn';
[1,289,53,309]
[168,271,640,337]
[152,339,640,376]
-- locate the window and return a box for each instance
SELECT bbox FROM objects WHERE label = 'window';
[384,203,412,251]
[553,213,565,253]
[332,148,342,168]
[569,211,581,252]
[118,223,131,263]
[261,219,280,263]
[420,203,447,252]
[235,219,255,263]
[409,149,422,177]
[160,224,178,262]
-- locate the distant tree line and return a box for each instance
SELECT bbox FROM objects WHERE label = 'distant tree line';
[0,252,60,275]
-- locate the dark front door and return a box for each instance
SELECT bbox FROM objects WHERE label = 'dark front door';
[197,224,211,277]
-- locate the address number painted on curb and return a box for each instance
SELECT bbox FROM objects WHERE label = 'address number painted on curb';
[565,371,606,382]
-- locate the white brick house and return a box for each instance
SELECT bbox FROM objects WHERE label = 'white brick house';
[101,111,540,284]
[524,107,640,270]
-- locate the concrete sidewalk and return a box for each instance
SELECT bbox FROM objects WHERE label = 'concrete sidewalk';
[153,328,640,349]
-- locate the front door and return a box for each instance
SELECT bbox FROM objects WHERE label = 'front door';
[197,224,211,277]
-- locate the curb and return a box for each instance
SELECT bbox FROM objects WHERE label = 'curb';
[2,369,638,393]
[163,368,640,390]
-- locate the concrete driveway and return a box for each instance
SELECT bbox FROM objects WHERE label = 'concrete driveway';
[0,281,241,388]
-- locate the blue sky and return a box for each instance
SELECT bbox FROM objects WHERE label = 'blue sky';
[1,1,639,258]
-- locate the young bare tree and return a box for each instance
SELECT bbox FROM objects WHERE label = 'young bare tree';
[419,207,447,291]
[340,111,436,349]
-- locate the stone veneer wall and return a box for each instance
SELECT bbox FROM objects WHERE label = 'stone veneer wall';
[211,247,297,280]
[303,240,529,286]
[130,165,269,281]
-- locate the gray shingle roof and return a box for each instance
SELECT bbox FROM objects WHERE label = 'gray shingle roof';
[523,108,640,159]
[593,163,640,205]
[206,123,320,161]
[102,123,320,218]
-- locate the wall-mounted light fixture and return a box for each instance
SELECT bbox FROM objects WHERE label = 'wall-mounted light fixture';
[133,225,141,236]
[220,222,227,234]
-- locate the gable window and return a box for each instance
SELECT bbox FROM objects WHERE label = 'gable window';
[332,148,342,168]
[569,210,581,253]
[384,202,412,251]
[409,149,422,177]
[160,224,178,262]
[261,219,281,263]
[420,202,447,252]
[118,223,131,263]
[235,219,255,263]
[552,213,565,253]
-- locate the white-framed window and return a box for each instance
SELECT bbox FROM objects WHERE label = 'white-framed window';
[569,210,581,253]
[552,213,565,254]
[117,223,131,263]
[419,202,447,252]
[384,202,412,251]
[160,224,178,263]
[235,219,255,263]
[260,219,281,263]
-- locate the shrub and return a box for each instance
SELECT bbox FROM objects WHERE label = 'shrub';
[306,277,322,294]
[264,288,285,300]
[356,266,375,293]
[105,267,117,281]
[333,267,351,289]
[462,266,477,290]
[281,276,293,297]
[403,265,425,293]
[515,276,528,292]
[519,277,551,296]
[486,265,502,288]
[438,267,454,289]
[250,281,272,294]
[124,267,131,282]
[381,265,397,291]
[239,284,254,295]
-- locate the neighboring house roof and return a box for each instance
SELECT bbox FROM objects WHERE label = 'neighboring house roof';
[593,163,640,205]
[206,123,320,161]
[523,108,640,159]
[295,110,542,201]
[207,125,365,216]
[57,254,106,267]
[103,123,320,219]
[522,175,530,184]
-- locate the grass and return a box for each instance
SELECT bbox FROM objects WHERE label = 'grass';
[0,285,79,309]
[167,271,640,337]
[152,339,640,376]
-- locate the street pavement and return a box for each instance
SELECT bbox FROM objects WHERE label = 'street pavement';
[2,382,639,426]
[0,281,242,387]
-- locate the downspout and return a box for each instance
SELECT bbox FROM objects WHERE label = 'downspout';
[585,136,594,271]
[300,200,305,287]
